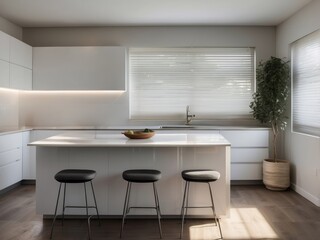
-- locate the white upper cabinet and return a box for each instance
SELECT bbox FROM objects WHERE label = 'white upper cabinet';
[33,46,126,91]
[0,31,10,61]
[10,37,33,69]
[0,60,10,88]
[10,64,32,90]
[0,31,33,90]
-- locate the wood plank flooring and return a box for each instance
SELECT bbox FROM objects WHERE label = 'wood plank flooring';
[1,184,320,240]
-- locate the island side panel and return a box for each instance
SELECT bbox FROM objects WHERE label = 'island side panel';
[36,145,230,217]
[180,146,230,217]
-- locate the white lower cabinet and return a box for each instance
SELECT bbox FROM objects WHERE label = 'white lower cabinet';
[220,130,269,180]
[0,132,22,191]
[22,131,35,180]
[23,130,73,180]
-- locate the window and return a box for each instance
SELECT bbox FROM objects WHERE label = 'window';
[292,30,320,137]
[129,48,255,120]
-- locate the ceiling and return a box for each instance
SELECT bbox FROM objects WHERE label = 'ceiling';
[0,0,313,27]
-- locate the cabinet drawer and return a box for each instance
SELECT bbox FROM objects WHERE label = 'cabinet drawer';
[231,148,269,163]
[220,130,269,147]
[0,133,22,153]
[0,149,22,168]
[231,163,262,180]
[0,158,22,190]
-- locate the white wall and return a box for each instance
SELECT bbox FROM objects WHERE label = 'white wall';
[276,0,320,206]
[0,16,22,130]
[20,26,276,127]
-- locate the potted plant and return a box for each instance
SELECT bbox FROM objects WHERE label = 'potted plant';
[250,56,290,190]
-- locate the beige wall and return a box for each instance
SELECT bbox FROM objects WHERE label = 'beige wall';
[276,0,320,206]
[20,26,276,127]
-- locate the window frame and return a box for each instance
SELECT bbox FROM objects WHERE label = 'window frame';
[291,29,320,138]
[128,47,256,121]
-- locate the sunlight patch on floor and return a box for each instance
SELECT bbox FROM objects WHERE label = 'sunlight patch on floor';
[189,208,279,239]
[189,223,221,240]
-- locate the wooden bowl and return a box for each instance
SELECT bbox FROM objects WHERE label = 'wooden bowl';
[122,131,155,139]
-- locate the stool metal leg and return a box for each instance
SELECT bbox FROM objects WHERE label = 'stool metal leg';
[120,182,131,238]
[84,183,89,219]
[88,215,93,240]
[90,181,101,225]
[153,182,163,239]
[208,183,223,239]
[50,183,62,239]
[154,183,162,216]
[180,181,189,239]
[185,182,190,220]
[62,183,67,226]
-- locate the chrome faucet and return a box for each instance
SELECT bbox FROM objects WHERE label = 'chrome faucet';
[185,105,195,125]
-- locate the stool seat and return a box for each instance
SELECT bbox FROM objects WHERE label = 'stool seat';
[55,169,96,183]
[122,169,161,183]
[182,169,220,183]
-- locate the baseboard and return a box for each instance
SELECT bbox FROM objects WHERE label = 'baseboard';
[21,180,36,185]
[291,183,320,207]
[0,182,21,195]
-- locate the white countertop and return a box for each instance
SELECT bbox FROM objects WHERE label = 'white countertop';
[29,131,231,147]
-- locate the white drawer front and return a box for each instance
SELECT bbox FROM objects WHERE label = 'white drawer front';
[231,163,262,180]
[220,130,269,147]
[0,149,22,168]
[0,133,22,153]
[0,158,22,190]
[231,148,269,163]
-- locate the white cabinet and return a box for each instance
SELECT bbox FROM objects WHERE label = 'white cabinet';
[0,31,33,90]
[10,37,33,69]
[10,64,32,90]
[0,31,10,61]
[220,130,269,181]
[24,130,73,180]
[22,131,35,180]
[33,46,126,90]
[0,60,10,88]
[0,133,22,190]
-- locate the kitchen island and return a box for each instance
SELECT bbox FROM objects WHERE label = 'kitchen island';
[30,131,231,218]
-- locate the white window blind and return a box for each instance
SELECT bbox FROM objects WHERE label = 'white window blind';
[129,48,255,120]
[292,30,320,137]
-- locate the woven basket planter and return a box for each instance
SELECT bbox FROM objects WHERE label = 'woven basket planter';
[263,159,290,191]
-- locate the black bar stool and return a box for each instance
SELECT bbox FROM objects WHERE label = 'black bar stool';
[120,169,162,238]
[180,169,223,239]
[50,169,101,239]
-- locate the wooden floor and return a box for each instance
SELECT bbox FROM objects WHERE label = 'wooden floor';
[1,185,320,240]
